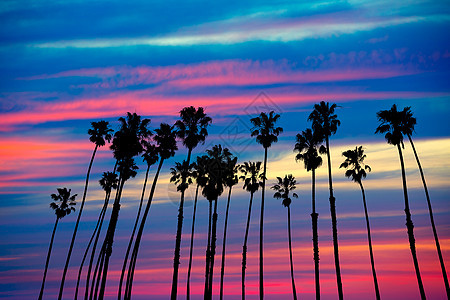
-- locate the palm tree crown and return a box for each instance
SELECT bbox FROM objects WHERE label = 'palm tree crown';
[308,101,340,140]
[250,111,283,149]
[175,106,212,151]
[294,128,325,172]
[154,123,178,160]
[271,175,298,207]
[142,143,159,167]
[170,160,194,192]
[340,146,372,184]
[239,161,264,194]
[375,104,411,147]
[50,188,77,219]
[202,145,233,201]
[88,120,113,147]
[99,172,118,194]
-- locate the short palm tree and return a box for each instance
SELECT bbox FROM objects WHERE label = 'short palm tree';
[59,121,112,300]
[376,105,426,299]
[219,156,239,300]
[239,161,263,300]
[294,128,324,300]
[271,175,298,300]
[172,106,212,300]
[39,188,77,300]
[340,146,380,300]
[308,101,343,300]
[250,111,283,299]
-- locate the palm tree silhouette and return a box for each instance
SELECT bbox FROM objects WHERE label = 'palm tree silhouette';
[250,111,283,299]
[124,123,177,300]
[376,104,426,299]
[340,146,380,300]
[186,155,209,299]
[118,143,159,299]
[401,106,449,298]
[58,121,112,300]
[271,175,299,300]
[294,128,324,300]
[172,106,212,300]
[308,101,343,300]
[239,161,263,300]
[39,188,77,300]
[219,156,239,300]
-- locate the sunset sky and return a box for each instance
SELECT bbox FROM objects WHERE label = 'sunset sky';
[0,0,449,299]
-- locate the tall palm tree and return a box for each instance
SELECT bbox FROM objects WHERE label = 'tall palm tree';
[239,161,263,300]
[340,146,380,300]
[124,123,178,300]
[400,106,449,298]
[186,156,209,300]
[58,121,112,300]
[219,156,239,300]
[271,175,299,300]
[250,110,283,299]
[376,105,426,299]
[39,188,77,300]
[172,106,212,300]
[118,143,159,299]
[294,128,324,300]
[308,101,343,300]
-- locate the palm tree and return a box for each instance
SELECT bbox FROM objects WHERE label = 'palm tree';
[271,175,299,300]
[186,156,209,300]
[294,128,324,300]
[219,156,239,300]
[308,101,343,300]
[376,105,426,299]
[239,161,263,300]
[250,111,283,299]
[124,123,178,300]
[39,188,77,300]
[340,146,380,300]
[400,106,449,298]
[58,121,112,300]
[172,106,212,300]
[118,143,159,299]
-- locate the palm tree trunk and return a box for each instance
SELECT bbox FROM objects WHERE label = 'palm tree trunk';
[220,187,233,300]
[311,169,320,300]
[260,147,268,300]
[124,158,165,300]
[171,148,192,300]
[208,198,219,298]
[187,184,200,300]
[118,164,150,300]
[59,145,98,300]
[359,182,380,300]
[397,144,426,299]
[204,200,213,300]
[408,134,449,298]
[38,217,59,300]
[287,206,298,300]
[242,192,254,300]
[325,136,343,300]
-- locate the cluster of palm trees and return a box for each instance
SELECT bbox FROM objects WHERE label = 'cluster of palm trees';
[38,102,448,300]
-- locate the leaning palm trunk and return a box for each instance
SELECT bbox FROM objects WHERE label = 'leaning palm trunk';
[204,200,213,299]
[241,191,254,300]
[325,136,343,300]
[59,145,98,300]
[220,187,233,300]
[186,184,200,300]
[407,134,449,298]
[208,198,219,298]
[287,206,298,300]
[359,182,380,300]
[38,218,59,300]
[311,169,320,300]
[397,144,426,299]
[124,158,165,300]
[259,148,268,300]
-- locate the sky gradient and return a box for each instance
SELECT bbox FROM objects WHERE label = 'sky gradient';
[0,0,449,299]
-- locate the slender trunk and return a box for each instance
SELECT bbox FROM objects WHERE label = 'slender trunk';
[92,244,106,300]
[311,169,320,300]
[58,145,98,299]
[287,206,298,300]
[204,200,213,299]
[208,198,219,298]
[260,147,268,300]
[124,158,165,300]
[118,164,151,300]
[187,184,200,300]
[408,135,449,298]
[242,192,254,300]
[171,149,192,300]
[325,136,343,300]
[220,187,233,300]
[359,182,380,300]
[38,218,59,300]
[397,144,426,299]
